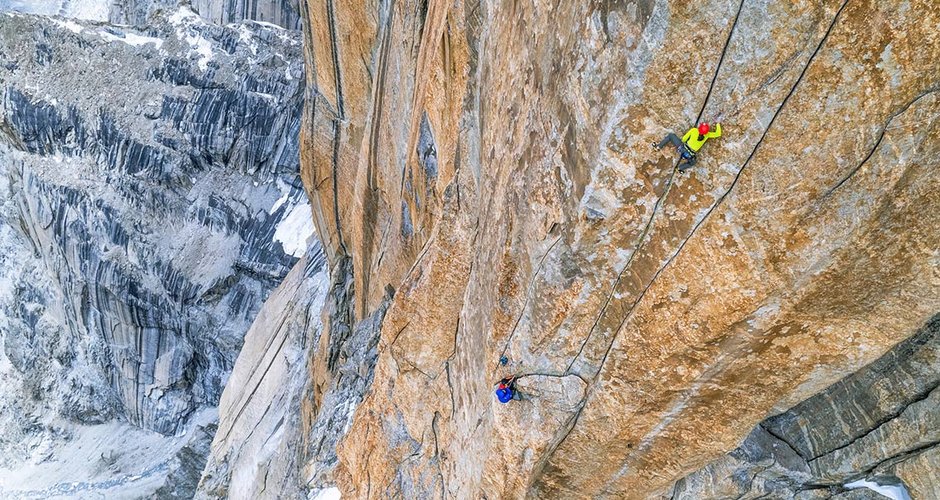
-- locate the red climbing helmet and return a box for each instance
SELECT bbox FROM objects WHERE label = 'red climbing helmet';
[698,123,710,135]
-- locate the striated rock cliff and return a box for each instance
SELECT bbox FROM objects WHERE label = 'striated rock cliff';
[0,0,301,29]
[0,6,309,497]
[0,0,108,20]
[673,314,940,499]
[272,0,940,497]
[110,0,302,29]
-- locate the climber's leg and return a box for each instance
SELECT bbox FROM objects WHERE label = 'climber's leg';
[656,133,683,150]
[677,155,697,172]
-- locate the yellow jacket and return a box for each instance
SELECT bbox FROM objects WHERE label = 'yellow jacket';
[682,123,722,152]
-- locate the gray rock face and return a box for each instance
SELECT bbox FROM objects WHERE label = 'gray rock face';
[0,0,108,20]
[764,316,940,472]
[0,0,300,29]
[303,264,393,490]
[0,3,306,468]
[153,419,218,499]
[672,314,940,499]
[197,252,393,498]
[189,0,299,29]
[108,0,176,24]
[196,244,329,499]
[109,0,301,29]
[671,426,813,499]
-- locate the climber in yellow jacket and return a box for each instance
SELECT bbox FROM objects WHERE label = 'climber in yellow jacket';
[653,122,722,172]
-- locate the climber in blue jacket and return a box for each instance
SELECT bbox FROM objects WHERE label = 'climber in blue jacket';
[495,376,517,404]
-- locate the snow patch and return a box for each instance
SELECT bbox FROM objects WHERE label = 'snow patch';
[270,180,291,213]
[98,30,164,49]
[311,487,341,500]
[249,20,284,30]
[845,479,912,500]
[50,18,84,34]
[274,200,315,258]
[168,7,200,25]
[115,32,163,48]
[0,408,217,497]
[236,25,259,55]
[187,34,214,70]
[169,7,214,71]
[271,192,290,213]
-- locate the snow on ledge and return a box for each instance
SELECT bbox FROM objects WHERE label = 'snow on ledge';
[49,18,85,34]
[98,30,164,49]
[46,18,163,49]
[310,487,341,500]
[248,20,285,30]
[845,479,912,500]
[274,200,316,258]
[167,6,214,71]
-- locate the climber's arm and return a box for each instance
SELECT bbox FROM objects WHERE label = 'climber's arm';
[706,123,722,139]
[682,128,695,143]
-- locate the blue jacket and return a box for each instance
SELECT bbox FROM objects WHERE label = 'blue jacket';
[496,387,513,403]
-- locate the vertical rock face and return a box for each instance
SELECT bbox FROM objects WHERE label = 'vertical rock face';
[197,244,329,499]
[288,0,940,497]
[0,0,108,20]
[0,0,302,28]
[108,0,302,29]
[196,244,394,498]
[0,7,307,494]
[189,0,300,29]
